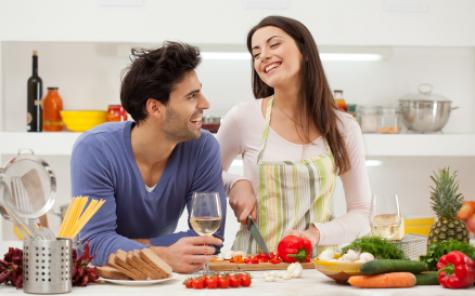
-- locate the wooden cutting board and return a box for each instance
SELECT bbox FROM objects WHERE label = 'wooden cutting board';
[208,261,315,271]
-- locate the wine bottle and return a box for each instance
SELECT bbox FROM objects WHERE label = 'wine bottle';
[27,50,43,132]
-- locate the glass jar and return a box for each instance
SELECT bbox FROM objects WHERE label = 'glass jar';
[42,87,64,131]
[106,104,128,122]
[378,106,400,134]
[358,105,382,133]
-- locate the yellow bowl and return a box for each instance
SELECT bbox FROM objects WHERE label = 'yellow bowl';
[61,110,107,132]
[404,217,434,236]
[314,259,362,284]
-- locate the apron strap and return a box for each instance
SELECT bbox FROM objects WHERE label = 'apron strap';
[256,97,274,163]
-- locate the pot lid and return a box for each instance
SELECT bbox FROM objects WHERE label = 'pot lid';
[400,83,451,102]
[0,149,56,221]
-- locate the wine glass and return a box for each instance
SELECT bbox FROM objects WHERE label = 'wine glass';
[190,192,222,273]
[370,193,403,241]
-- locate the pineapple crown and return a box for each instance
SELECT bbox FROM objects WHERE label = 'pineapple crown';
[430,167,464,219]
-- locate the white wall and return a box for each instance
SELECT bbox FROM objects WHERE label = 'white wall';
[2,0,475,242]
[1,0,475,46]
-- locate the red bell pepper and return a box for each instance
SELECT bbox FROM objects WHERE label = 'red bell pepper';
[436,250,475,289]
[277,235,312,263]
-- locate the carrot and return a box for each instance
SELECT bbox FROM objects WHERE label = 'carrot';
[348,272,416,288]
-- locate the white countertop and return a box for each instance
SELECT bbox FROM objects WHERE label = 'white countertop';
[1,241,475,295]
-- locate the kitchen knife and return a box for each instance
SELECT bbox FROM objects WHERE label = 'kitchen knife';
[247,216,270,254]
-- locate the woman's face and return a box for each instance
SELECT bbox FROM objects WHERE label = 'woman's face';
[250,26,303,89]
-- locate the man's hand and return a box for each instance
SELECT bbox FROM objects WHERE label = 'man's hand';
[229,180,257,224]
[151,236,222,273]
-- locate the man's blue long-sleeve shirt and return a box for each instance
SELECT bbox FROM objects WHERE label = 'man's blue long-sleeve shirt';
[70,121,226,266]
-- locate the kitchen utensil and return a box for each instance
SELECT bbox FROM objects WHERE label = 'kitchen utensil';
[0,178,33,239]
[23,238,72,294]
[0,149,57,240]
[247,216,270,254]
[399,83,458,133]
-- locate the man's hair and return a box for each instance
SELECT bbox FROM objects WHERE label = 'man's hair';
[120,42,201,122]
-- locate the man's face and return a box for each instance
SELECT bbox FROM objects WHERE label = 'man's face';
[161,70,210,141]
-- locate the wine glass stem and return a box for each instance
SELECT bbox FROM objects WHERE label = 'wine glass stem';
[203,242,208,275]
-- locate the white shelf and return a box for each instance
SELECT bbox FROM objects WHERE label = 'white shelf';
[0,132,81,156]
[1,132,475,157]
[363,134,475,157]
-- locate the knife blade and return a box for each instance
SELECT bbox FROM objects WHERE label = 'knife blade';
[247,216,270,254]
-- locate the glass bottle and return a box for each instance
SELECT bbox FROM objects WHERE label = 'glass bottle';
[42,87,64,131]
[27,50,43,132]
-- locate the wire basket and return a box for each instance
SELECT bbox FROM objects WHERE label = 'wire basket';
[23,238,72,294]
[390,234,427,260]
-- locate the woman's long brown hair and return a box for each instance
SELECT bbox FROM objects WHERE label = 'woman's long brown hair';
[247,15,351,174]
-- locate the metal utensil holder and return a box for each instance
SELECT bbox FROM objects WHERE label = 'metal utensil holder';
[23,238,72,294]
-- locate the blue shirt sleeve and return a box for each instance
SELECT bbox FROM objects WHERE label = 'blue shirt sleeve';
[71,136,144,266]
[149,132,227,247]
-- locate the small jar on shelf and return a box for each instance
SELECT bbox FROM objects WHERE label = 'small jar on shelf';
[106,104,128,122]
[42,87,64,132]
[378,106,401,134]
[358,105,382,133]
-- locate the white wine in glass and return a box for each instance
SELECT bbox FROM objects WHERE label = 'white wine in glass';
[370,193,404,240]
[190,192,222,273]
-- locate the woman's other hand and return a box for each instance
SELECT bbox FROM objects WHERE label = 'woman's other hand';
[285,224,320,246]
[229,180,257,224]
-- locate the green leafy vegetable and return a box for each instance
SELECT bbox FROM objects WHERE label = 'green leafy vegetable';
[419,240,475,270]
[342,236,406,259]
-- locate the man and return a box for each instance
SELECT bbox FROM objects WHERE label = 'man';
[71,42,226,273]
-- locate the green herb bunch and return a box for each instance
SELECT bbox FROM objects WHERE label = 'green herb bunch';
[419,240,475,270]
[342,236,406,259]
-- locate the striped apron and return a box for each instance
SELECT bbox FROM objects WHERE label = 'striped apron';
[232,97,337,256]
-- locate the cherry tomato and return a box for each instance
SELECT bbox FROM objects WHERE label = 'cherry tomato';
[239,273,252,287]
[251,256,259,264]
[218,274,229,288]
[244,257,251,264]
[183,278,193,288]
[229,273,241,287]
[192,277,205,289]
[205,275,218,289]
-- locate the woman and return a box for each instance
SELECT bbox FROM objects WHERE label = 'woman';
[217,16,371,254]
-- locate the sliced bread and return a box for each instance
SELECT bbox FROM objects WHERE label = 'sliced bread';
[139,248,172,278]
[97,265,130,280]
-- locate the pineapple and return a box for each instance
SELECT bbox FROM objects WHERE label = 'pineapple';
[427,167,469,246]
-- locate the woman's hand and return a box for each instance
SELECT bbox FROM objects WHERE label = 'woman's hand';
[285,224,320,246]
[229,180,257,224]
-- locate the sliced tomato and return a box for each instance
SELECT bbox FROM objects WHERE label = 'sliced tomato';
[270,256,282,264]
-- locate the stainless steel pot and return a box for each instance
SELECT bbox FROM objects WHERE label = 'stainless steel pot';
[399,84,457,133]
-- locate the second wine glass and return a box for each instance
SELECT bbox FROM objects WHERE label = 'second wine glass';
[370,193,404,241]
